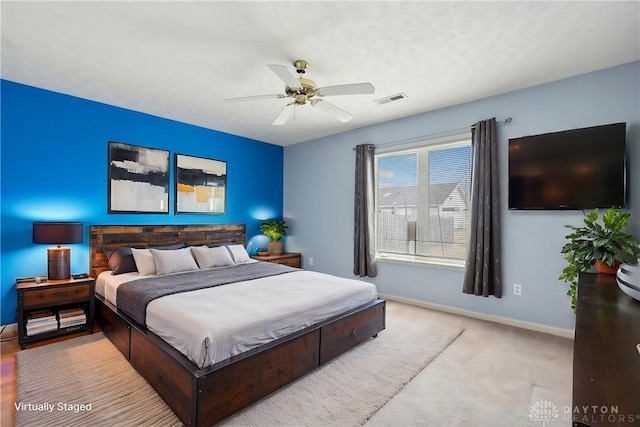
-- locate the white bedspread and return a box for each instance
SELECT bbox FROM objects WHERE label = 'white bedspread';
[96,268,378,368]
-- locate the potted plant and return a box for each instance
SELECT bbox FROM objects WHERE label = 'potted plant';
[559,207,640,310]
[260,220,288,255]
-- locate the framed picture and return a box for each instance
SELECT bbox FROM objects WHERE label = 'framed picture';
[175,154,227,214]
[108,141,170,213]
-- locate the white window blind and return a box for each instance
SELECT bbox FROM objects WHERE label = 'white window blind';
[375,136,472,264]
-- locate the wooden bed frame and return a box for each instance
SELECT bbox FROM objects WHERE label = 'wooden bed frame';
[90,224,386,426]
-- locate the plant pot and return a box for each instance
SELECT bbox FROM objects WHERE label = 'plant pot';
[268,241,283,255]
[595,259,620,275]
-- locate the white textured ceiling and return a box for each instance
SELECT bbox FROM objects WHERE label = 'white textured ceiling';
[1,1,639,146]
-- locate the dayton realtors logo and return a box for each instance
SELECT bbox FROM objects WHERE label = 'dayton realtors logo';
[529,400,640,425]
[529,400,559,426]
[571,405,639,424]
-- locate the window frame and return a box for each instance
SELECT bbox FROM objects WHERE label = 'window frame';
[374,132,472,269]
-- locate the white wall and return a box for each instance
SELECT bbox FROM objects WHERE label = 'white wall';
[284,61,640,331]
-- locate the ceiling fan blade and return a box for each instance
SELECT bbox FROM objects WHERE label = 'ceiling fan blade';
[267,64,301,89]
[272,103,295,126]
[317,82,375,97]
[312,100,353,123]
[223,94,284,103]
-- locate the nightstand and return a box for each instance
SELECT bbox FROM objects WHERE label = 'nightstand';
[251,252,302,268]
[16,277,95,349]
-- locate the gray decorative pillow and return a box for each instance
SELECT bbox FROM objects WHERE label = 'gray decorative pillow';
[190,246,235,269]
[131,248,157,276]
[225,244,251,264]
[108,243,185,275]
[103,247,136,275]
[150,248,200,275]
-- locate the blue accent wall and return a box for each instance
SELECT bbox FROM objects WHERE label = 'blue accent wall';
[0,80,283,325]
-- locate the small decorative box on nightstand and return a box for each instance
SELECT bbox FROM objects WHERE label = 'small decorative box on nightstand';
[16,277,95,349]
[251,252,302,268]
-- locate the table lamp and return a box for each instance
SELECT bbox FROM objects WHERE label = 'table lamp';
[32,222,83,280]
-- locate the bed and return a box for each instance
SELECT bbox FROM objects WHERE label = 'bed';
[90,224,386,426]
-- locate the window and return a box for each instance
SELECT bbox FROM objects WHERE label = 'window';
[375,135,472,266]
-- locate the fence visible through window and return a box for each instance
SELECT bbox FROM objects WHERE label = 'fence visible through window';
[376,211,468,260]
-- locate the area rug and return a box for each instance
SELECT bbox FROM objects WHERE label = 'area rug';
[16,317,463,427]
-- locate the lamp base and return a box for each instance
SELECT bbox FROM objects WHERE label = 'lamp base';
[47,247,71,280]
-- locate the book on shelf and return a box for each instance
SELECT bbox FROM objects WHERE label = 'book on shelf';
[58,308,85,319]
[58,307,86,328]
[59,317,86,328]
[60,314,87,328]
[27,309,56,324]
[26,319,58,336]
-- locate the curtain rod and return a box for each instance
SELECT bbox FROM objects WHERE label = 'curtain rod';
[353,117,512,151]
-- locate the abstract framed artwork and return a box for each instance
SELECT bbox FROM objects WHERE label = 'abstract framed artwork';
[108,141,170,213]
[175,154,227,214]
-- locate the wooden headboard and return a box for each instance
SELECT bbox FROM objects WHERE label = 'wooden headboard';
[89,224,246,278]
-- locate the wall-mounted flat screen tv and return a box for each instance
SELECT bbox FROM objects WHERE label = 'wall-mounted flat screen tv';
[508,122,626,210]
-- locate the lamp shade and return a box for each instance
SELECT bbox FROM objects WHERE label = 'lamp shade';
[33,222,83,245]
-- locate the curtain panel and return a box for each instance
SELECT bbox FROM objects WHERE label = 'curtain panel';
[463,118,502,297]
[354,144,377,277]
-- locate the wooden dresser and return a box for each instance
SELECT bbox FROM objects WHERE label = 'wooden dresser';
[572,273,640,426]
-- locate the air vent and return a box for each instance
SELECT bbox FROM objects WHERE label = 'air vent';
[375,93,408,105]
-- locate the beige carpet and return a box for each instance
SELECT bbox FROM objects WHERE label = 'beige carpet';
[16,318,463,427]
[366,305,573,427]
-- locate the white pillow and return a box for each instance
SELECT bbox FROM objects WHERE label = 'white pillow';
[190,246,235,269]
[131,248,156,276]
[150,248,199,275]
[226,244,251,264]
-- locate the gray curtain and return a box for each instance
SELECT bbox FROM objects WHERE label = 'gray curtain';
[354,144,377,277]
[463,118,502,297]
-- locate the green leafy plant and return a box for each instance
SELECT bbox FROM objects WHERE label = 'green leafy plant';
[559,207,640,310]
[259,220,288,242]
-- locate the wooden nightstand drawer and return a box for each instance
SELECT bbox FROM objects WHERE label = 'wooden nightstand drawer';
[278,257,301,268]
[251,253,302,268]
[23,284,90,307]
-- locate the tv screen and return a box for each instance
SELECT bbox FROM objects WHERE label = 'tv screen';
[508,122,626,210]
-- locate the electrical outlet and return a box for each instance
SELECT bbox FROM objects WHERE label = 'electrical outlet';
[513,283,522,296]
[308,257,314,268]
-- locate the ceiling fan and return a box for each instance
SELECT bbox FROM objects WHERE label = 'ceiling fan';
[223,60,375,125]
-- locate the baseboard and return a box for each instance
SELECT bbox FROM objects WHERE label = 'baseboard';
[379,293,575,339]
[0,322,18,339]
